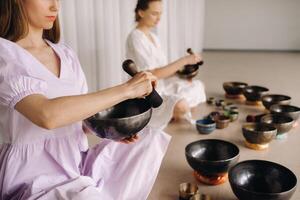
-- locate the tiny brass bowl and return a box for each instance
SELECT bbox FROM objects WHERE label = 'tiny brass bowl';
[216,115,231,129]
[224,106,239,113]
[246,113,267,123]
[189,193,212,200]
[262,94,291,110]
[206,97,216,105]
[207,111,221,121]
[179,182,199,200]
[215,99,226,107]
[224,110,239,122]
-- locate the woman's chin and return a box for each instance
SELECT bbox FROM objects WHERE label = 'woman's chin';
[43,23,55,30]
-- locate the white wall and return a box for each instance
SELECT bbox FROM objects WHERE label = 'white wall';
[204,0,300,50]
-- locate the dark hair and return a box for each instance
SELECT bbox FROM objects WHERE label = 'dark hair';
[0,0,60,43]
[135,0,162,22]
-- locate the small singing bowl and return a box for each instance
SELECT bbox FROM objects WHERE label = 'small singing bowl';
[242,85,269,102]
[189,193,212,200]
[262,94,291,110]
[206,97,216,105]
[215,99,226,107]
[224,105,239,113]
[185,139,240,185]
[179,182,199,200]
[229,160,297,200]
[224,102,234,107]
[177,65,199,80]
[223,81,248,95]
[246,113,267,123]
[242,123,277,150]
[270,104,300,121]
[224,110,239,122]
[84,99,152,141]
[261,114,294,137]
[196,119,216,134]
[207,111,221,121]
[216,115,231,129]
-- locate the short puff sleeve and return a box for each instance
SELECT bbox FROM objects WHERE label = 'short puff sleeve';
[0,58,47,108]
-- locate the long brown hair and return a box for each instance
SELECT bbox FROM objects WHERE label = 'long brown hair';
[135,0,162,22]
[0,0,60,43]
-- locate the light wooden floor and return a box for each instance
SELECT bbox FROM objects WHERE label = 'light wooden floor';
[88,51,300,200]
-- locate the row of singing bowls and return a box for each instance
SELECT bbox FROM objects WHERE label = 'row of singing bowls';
[223,82,248,95]
[222,84,296,114]
[262,94,291,110]
[84,99,152,141]
[185,139,240,177]
[229,160,297,200]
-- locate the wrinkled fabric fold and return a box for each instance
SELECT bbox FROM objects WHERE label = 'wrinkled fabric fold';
[0,128,170,200]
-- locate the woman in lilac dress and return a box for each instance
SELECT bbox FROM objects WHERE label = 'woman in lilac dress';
[0,0,170,199]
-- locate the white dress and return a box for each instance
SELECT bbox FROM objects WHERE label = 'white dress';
[126,29,206,125]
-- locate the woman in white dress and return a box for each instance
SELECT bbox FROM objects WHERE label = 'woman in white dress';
[126,0,207,125]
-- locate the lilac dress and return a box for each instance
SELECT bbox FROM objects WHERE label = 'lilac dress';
[0,38,170,200]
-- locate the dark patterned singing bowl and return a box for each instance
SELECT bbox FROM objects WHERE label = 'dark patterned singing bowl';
[84,99,152,141]
[270,104,300,121]
[262,94,291,110]
[185,139,240,177]
[223,81,248,95]
[243,85,269,102]
[229,160,297,200]
[261,114,294,135]
[242,123,277,145]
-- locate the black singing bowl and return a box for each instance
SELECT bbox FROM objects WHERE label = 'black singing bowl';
[229,160,297,200]
[242,86,269,102]
[270,104,300,121]
[84,99,152,141]
[262,94,291,110]
[261,114,294,135]
[177,64,199,79]
[223,82,248,95]
[242,123,277,145]
[185,139,240,177]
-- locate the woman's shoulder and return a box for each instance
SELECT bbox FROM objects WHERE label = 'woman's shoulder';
[0,38,27,75]
[127,29,145,42]
[0,38,21,61]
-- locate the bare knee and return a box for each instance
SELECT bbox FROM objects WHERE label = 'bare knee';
[173,99,190,120]
[175,99,189,113]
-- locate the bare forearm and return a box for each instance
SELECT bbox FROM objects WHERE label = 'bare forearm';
[151,58,187,79]
[16,84,131,129]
